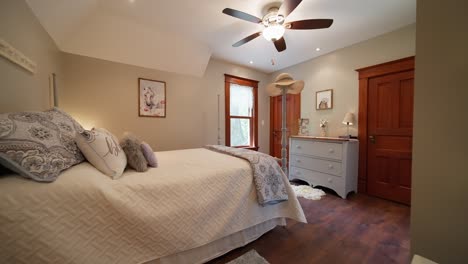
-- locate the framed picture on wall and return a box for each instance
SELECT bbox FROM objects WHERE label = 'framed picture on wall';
[138,78,166,118]
[316,89,333,110]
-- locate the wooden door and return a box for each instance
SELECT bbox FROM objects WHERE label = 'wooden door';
[269,94,301,159]
[367,70,414,204]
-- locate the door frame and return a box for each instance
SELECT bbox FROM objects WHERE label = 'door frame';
[355,56,415,193]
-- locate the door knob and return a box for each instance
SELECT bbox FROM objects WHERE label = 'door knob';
[369,135,376,143]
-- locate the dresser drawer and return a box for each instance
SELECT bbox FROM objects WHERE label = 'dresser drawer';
[290,139,343,160]
[290,154,342,177]
[289,166,345,193]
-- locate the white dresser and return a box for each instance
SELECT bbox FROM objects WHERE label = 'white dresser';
[289,136,359,199]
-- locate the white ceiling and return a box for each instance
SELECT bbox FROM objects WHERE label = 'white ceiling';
[26,0,416,77]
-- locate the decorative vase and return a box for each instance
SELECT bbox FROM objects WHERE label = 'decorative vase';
[320,126,327,137]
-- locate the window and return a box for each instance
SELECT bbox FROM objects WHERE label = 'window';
[224,74,259,150]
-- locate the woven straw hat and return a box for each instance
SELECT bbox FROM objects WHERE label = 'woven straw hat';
[266,73,304,96]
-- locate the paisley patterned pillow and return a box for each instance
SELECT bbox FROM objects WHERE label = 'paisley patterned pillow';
[0,108,85,182]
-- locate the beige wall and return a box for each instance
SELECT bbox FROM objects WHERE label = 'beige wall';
[411,0,468,263]
[0,0,62,112]
[270,24,416,137]
[61,54,270,153]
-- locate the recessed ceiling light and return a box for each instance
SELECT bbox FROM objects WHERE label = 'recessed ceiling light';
[129,0,135,3]
[316,47,321,51]
[249,60,253,64]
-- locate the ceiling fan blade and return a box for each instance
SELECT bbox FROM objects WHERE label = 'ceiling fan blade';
[274,37,286,52]
[278,0,303,18]
[287,19,334,30]
[222,8,262,24]
[233,32,262,47]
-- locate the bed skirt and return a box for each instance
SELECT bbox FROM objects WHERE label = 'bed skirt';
[146,218,286,264]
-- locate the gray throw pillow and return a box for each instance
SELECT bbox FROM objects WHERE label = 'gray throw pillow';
[120,133,148,172]
[0,107,85,182]
[141,142,158,167]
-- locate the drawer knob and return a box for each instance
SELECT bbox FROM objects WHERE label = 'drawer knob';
[328,178,332,183]
[296,159,301,163]
[328,164,334,169]
[296,145,302,149]
[328,148,334,153]
[296,171,301,175]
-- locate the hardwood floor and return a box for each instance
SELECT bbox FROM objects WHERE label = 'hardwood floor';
[208,187,410,264]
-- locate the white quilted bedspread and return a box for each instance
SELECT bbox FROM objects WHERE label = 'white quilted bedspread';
[0,148,306,264]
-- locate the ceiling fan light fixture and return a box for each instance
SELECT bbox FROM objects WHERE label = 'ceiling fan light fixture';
[263,24,285,41]
[222,0,334,53]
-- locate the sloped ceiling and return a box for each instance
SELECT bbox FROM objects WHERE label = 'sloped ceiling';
[26,0,416,77]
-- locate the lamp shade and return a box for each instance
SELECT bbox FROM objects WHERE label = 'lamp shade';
[342,112,355,125]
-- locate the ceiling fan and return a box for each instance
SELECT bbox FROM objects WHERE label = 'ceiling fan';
[222,0,333,52]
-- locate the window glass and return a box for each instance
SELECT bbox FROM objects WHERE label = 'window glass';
[230,118,250,146]
[230,84,253,117]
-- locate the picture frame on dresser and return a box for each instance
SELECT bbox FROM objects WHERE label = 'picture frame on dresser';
[288,136,359,199]
[298,118,310,136]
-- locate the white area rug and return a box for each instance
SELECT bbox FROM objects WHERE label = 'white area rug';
[226,250,269,264]
[291,185,326,200]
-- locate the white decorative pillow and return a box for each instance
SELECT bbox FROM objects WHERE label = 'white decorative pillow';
[75,128,127,179]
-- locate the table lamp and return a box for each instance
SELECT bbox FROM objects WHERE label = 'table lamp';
[342,112,355,138]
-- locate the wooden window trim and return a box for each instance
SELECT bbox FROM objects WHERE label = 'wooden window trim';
[355,56,415,193]
[224,74,259,150]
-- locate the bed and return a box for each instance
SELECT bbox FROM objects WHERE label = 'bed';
[0,148,306,264]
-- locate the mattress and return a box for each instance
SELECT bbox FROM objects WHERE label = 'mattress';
[0,148,306,263]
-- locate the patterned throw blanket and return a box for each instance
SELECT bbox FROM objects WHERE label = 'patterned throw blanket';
[206,145,289,205]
